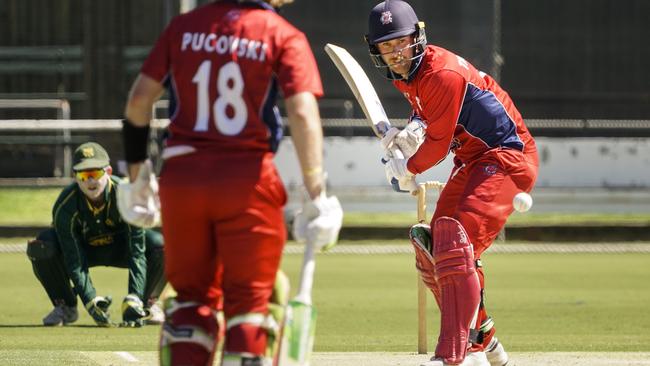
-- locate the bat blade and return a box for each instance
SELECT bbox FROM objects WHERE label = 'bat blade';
[324,43,391,138]
[325,42,416,192]
[281,299,317,365]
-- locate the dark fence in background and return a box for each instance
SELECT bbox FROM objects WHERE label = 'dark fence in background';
[0,0,648,120]
[500,0,650,119]
[0,0,176,118]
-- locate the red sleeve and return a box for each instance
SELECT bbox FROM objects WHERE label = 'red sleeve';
[275,31,323,98]
[407,70,466,174]
[140,18,175,82]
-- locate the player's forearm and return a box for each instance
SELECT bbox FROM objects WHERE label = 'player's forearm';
[62,253,96,304]
[72,271,96,304]
[124,102,152,127]
[126,226,147,299]
[123,74,164,179]
[124,74,164,126]
[127,259,147,300]
[286,92,324,199]
[55,227,95,303]
[124,91,154,128]
[407,137,448,174]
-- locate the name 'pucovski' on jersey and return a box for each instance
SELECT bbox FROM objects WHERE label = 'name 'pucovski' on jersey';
[181,32,268,62]
[141,1,323,152]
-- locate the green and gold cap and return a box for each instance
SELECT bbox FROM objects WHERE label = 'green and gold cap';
[73,142,110,171]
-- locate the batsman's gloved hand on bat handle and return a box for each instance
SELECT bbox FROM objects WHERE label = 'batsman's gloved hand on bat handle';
[117,159,160,228]
[292,189,343,252]
[121,294,150,327]
[85,295,113,327]
[380,115,426,159]
[383,154,417,194]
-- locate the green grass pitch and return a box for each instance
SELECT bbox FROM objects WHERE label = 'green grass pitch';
[1,248,649,365]
[2,187,650,227]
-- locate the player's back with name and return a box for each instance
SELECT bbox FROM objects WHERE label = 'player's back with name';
[142,1,322,152]
[168,2,299,63]
[181,32,268,62]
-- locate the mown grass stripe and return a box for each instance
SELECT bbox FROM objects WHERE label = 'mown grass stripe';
[2,351,650,366]
[4,242,650,254]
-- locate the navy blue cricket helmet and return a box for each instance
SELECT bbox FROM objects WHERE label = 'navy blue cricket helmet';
[365,0,427,80]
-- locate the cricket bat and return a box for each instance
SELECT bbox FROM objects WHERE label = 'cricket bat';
[279,238,318,365]
[324,43,392,138]
[325,43,416,192]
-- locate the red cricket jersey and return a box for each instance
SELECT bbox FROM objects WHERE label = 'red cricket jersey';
[394,45,536,174]
[141,1,323,153]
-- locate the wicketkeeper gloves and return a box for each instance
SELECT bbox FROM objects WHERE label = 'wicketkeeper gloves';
[85,295,113,327]
[121,294,150,327]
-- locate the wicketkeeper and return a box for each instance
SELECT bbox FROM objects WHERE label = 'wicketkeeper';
[365,1,539,365]
[27,142,167,327]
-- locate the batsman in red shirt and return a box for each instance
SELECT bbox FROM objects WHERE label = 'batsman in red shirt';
[366,1,538,366]
[117,1,343,365]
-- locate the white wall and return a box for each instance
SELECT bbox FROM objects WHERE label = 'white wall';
[534,138,650,187]
[274,137,650,188]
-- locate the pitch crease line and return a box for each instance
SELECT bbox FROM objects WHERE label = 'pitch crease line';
[115,351,139,362]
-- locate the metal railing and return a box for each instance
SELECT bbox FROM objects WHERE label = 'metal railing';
[2,118,650,180]
[0,99,73,177]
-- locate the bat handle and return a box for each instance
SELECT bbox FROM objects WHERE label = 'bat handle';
[387,146,418,193]
[295,240,316,305]
[389,145,405,159]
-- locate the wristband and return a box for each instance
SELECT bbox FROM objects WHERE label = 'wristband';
[304,166,323,177]
[122,119,150,163]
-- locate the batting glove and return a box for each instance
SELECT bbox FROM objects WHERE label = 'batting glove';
[292,191,343,252]
[121,294,150,328]
[117,159,160,228]
[383,156,417,193]
[85,295,113,327]
[380,116,426,159]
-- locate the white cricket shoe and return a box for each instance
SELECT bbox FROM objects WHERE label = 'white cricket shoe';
[485,337,509,366]
[43,305,78,326]
[420,351,490,366]
[146,302,165,325]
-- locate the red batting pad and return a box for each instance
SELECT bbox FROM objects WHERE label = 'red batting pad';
[433,217,482,365]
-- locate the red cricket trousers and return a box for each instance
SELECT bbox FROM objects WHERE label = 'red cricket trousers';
[159,150,287,319]
[432,146,538,350]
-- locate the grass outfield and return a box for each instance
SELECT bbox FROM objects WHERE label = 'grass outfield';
[1,351,650,366]
[1,249,649,365]
[2,187,650,226]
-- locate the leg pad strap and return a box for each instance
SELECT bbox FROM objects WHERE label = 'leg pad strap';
[225,313,277,361]
[160,298,219,366]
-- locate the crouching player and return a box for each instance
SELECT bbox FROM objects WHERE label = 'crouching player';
[117,0,343,365]
[365,1,539,365]
[27,142,167,327]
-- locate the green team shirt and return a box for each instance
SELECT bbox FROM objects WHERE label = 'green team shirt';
[52,175,146,304]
